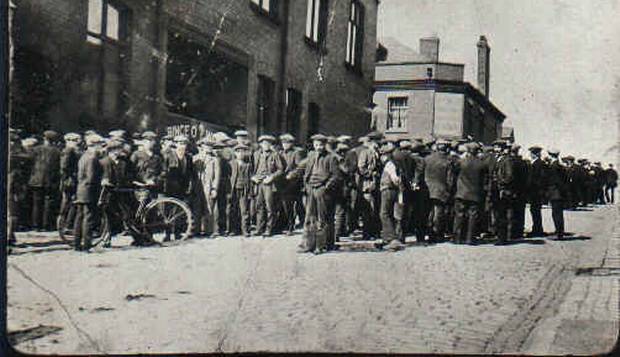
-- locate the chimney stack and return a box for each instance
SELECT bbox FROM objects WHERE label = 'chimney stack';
[420,37,440,62]
[477,35,490,98]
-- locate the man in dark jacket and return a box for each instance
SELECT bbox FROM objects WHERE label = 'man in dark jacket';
[28,130,62,231]
[279,134,305,235]
[299,134,341,254]
[229,143,253,237]
[527,146,547,237]
[546,149,567,239]
[454,143,488,245]
[605,164,618,204]
[73,134,104,252]
[161,135,194,241]
[357,131,383,240]
[494,144,517,244]
[511,144,529,239]
[59,133,83,231]
[252,135,285,237]
[423,140,456,243]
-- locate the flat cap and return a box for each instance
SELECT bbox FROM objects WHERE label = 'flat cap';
[109,129,127,138]
[399,140,412,149]
[106,139,124,150]
[258,134,276,143]
[380,145,395,154]
[131,132,142,140]
[43,130,59,141]
[279,133,295,142]
[22,137,38,147]
[436,139,449,146]
[174,135,189,143]
[85,134,105,146]
[366,131,383,140]
[337,135,352,143]
[161,134,173,141]
[563,155,575,161]
[465,142,481,152]
[336,142,350,151]
[234,130,249,137]
[310,134,328,142]
[358,136,369,144]
[528,145,542,152]
[64,133,82,141]
[547,148,560,156]
[141,131,158,139]
[213,132,231,142]
[327,136,338,144]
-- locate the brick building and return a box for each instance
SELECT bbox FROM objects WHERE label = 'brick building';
[10,0,379,141]
[372,36,505,143]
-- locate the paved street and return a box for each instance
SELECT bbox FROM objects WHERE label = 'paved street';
[6,204,619,354]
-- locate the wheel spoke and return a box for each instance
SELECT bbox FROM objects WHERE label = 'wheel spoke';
[168,211,187,224]
[166,206,181,223]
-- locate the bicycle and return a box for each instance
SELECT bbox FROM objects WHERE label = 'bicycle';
[57,182,194,248]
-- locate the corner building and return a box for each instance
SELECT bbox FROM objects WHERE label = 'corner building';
[11,0,379,141]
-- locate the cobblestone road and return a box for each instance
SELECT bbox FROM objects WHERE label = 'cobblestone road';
[6,205,619,354]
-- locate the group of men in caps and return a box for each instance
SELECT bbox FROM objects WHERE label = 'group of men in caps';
[7,127,618,254]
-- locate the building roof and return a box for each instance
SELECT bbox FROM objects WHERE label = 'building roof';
[374,79,506,121]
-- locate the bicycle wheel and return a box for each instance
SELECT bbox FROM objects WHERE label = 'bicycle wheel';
[57,206,109,248]
[140,197,193,243]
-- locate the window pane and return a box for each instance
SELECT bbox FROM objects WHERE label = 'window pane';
[346,22,352,63]
[106,4,120,40]
[262,0,270,12]
[351,26,357,63]
[305,0,313,38]
[88,0,103,34]
[313,0,320,42]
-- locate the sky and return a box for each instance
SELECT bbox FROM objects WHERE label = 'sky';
[379,0,620,165]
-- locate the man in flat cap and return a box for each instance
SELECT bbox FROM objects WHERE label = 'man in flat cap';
[8,130,32,245]
[592,161,606,204]
[252,135,285,237]
[334,135,359,238]
[73,134,105,252]
[423,139,457,243]
[357,131,383,240]
[193,139,222,237]
[379,144,406,251]
[279,134,306,235]
[299,134,341,254]
[229,143,254,237]
[159,135,194,241]
[526,145,547,237]
[492,142,518,244]
[604,164,617,204]
[510,144,528,239]
[453,142,488,244]
[546,149,567,239]
[58,133,83,231]
[28,130,62,231]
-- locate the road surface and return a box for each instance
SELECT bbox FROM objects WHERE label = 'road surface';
[6,204,619,354]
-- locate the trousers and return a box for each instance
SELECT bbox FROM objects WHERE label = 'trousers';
[256,183,277,235]
[454,199,481,243]
[73,203,97,250]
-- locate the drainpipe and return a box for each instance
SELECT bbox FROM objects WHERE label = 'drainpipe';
[150,0,165,131]
[276,0,290,134]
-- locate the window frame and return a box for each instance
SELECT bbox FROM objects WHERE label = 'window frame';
[305,0,329,50]
[249,0,280,24]
[386,96,409,132]
[345,0,364,74]
[86,0,130,46]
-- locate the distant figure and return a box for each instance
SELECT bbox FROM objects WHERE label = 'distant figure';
[605,164,618,204]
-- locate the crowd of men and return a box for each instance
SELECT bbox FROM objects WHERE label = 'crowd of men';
[7,127,618,253]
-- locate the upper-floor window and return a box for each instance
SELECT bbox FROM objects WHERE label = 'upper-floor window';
[87,0,128,45]
[387,97,408,131]
[305,0,328,45]
[250,0,279,20]
[345,0,364,70]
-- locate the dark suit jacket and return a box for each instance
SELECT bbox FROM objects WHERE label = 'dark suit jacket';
[28,144,61,188]
[162,150,194,196]
[547,160,567,201]
[424,151,455,203]
[101,156,131,188]
[75,150,102,204]
[456,155,488,203]
[528,158,548,203]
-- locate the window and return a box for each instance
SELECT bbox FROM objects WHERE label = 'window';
[305,0,329,45]
[250,0,279,19]
[387,97,408,131]
[285,88,302,138]
[257,75,275,134]
[345,0,364,70]
[87,0,128,45]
